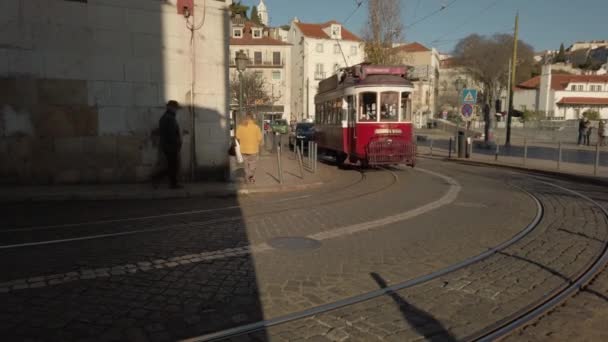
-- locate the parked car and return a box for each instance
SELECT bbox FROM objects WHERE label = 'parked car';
[270,119,289,135]
[289,122,315,149]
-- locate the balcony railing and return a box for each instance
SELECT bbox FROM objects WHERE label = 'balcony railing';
[314,72,327,80]
[229,58,285,68]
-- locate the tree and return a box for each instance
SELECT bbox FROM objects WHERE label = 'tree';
[230,71,270,122]
[554,43,567,63]
[363,0,404,65]
[250,6,262,25]
[453,33,535,142]
[583,110,600,121]
[229,1,249,18]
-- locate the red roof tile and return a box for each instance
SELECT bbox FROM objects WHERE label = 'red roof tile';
[230,21,291,46]
[394,42,430,53]
[557,97,608,105]
[517,74,608,90]
[295,20,361,42]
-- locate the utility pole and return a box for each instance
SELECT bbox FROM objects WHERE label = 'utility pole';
[506,12,519,147]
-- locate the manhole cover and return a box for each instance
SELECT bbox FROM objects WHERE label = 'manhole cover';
[268,236,322,251]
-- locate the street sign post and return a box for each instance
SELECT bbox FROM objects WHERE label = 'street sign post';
[461,89,478,104]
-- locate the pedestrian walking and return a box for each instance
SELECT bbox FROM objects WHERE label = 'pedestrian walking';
[585,121,593,146]
[578,116,588,145]
[600,119,608,147]
[236,112,262,183]
[153,100,183,189]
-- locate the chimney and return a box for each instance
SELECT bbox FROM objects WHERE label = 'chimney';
[538,64,552,113]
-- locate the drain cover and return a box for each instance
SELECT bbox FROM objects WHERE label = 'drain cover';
[268,236,322,251]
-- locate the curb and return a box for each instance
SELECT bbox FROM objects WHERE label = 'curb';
[0,181,326,204]
[423,156,608,187]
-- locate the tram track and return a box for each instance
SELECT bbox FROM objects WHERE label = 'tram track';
[0,167,400,249]
[179,176,608,342]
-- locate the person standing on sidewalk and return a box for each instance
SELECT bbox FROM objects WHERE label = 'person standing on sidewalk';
[585,120,593,146]
[578,116,588,145]
[600,119,608,147]
[236,112,262,183]
[155,100,183,189]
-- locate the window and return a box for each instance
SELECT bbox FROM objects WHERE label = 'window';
[351,45,358,56]
[334,44,341,54]
[380,92,399,122]
[571,85,577,91]
[400,93,412,122]
[316,43,324,53]
[578,85,584,91]
[330,24,341,39]
[254,51,262,65]
[359,92,377,122]
[252,29,262,39]
[273,51,281,65]
[315,64,325,80]
[272,71,281,80]
[254,71,263,78]
[233,28,243,38]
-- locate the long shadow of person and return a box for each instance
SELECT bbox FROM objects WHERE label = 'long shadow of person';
[370,272,457,342]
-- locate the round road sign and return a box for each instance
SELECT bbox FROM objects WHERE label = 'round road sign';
[461,104,473,117]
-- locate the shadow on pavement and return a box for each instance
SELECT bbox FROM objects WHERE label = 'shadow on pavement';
[370,272,457,342]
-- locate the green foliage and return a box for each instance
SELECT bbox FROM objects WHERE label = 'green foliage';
[583,110,601,121]
[520,110,544,122]
[554,43,566,63]
[250,6,262,25]
[229,1,249,18]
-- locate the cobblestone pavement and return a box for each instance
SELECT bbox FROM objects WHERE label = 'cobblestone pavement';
[2,159,604,341]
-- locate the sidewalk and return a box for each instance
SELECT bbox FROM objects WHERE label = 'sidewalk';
[0,150,330,203]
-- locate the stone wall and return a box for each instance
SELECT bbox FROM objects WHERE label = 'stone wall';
[0,0,231,184]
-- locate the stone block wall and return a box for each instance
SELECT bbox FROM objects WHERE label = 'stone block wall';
[0,0,231,184]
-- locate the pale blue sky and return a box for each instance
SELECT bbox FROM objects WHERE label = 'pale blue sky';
[248,0,607,53]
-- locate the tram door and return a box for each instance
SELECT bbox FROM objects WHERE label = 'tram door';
[346,95,357,155]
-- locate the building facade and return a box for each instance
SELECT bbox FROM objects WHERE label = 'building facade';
[0,0,232,184]
[288,19,365,121]
[229,17,292,122]
[514,65,608,120]
[394,43,441,127]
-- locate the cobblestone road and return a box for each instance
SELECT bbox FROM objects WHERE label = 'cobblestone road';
[1,159,606,341]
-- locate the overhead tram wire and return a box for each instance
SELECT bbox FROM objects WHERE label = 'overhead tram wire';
[335,0,365,68]
[405,0,459,29]
[430,0,503,45]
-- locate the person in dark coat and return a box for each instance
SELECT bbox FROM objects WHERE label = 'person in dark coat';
[155,100,182,189]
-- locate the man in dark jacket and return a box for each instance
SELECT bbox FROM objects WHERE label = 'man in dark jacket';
[156,100,182,188]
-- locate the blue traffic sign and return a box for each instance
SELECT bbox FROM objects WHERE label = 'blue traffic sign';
[461,103,473,117]
[461,89,478,104]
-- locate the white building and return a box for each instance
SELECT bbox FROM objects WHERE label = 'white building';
[257,0,269,27]
[288,19,365,121]
[0,0,232,184]
[514,65,608,120]
[229,16,292,122]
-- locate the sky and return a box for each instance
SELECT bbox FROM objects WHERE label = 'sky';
[245,0,607,54]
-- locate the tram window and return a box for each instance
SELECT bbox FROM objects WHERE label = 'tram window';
[335,98,343,124]
[380,92,399,122]
[401,92,413,122]
[358,92,377,122]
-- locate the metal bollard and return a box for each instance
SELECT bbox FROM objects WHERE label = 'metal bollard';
[300,139,304,159]
[594,143,600,176]
[308,141,312,170]
[313,142,318,174]
[557,141,562,170]
[495,143,499,161]
[523,138,528,166]
[430,138,433,157]
[277,144,284,184]
[296,146,304,179]
[448,137,452,159]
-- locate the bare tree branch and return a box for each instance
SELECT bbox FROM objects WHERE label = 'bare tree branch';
[363,0,404,65]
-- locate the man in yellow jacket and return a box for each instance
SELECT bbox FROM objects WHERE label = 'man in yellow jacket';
[236,113,263,183]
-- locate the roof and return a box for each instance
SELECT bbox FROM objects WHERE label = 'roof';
[557,97,608,105]
[440,57,459,68]
[393,42,430,53]
[517,74,608,91]
[295,20,361,42]
[230,21,291,46]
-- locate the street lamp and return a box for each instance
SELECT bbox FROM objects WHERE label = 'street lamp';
[235,50,248,129]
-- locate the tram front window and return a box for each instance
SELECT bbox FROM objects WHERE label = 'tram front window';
[380,92,399,122]
[359,92,377,122]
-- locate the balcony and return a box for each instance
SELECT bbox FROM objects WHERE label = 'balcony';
[229,58,285,68]
[314,72,327,80]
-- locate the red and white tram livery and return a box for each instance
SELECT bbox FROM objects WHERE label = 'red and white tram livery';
[314,64,416,167]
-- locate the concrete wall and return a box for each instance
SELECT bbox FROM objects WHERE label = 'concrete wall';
[0,0,231,184]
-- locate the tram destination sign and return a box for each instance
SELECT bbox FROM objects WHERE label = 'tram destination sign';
[361,66,407,78]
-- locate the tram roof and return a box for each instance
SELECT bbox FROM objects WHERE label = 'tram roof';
[317,64,413,95]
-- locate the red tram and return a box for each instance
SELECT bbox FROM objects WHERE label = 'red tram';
[314,64,416,167]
